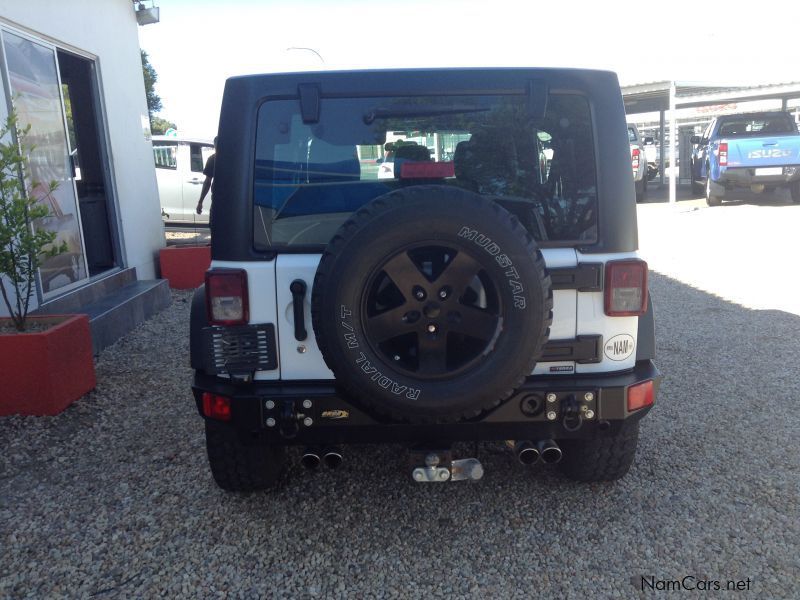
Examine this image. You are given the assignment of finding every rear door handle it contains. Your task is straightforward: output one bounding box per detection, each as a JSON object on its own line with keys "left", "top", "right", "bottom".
{"left": 290, "top": 279, "right": 308, "bottom": 341}
{"left": 187, "top": 178, "right": 203, "bottom": 184}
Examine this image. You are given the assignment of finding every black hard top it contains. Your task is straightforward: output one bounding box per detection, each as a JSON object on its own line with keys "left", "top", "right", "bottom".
{"left": 212, "top": 68, "right": 638, "bottom": 260}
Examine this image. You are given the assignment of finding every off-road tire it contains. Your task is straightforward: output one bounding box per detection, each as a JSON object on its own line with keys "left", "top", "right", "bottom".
{"left": 205, "top": 421, "right": 286, "bottom": 492}
{"left": 690, "top": 165, "right": 703, "bottom": 195}
{"left": 790, "top": 181, "right": 800, "bottom": 203}
{"left": 705, "top": 170, "right": 722, "bottom": 207}
{"left": 558, "top": 421, "right": 640, "bottom": 482}
{"left": 312, "top": 186, "right": 553, "bottom": 423}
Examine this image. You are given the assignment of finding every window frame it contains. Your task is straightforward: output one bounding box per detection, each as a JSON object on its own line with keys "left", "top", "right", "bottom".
{"left": 153, "top": 142, "right": 178, "bottom": 170}
{"left": 189, "top": 143, "right": 211, "bottom": 173}
{"left": 250, "top": 89, "right": 601, "bottom": 254}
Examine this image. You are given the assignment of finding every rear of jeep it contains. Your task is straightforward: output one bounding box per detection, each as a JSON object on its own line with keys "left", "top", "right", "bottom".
{"left": 190, "top": 68, "right": 660, "bottom": 491}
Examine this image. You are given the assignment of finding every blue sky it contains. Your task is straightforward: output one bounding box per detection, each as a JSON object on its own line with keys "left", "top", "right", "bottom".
{"left": 138, "top": 0, "right": 799, "bottom": 138}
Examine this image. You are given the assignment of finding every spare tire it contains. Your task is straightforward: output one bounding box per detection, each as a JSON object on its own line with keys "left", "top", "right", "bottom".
{"left": 312, "top": 186, "right": 552, "bottom": 423}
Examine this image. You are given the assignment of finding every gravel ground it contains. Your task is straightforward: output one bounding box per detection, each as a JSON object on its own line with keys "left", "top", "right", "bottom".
{"left": 165, "top": 227, "right": 210, "bottom": 247}
{"left": 2, "top": 231, "right": 800, "bottom": 597}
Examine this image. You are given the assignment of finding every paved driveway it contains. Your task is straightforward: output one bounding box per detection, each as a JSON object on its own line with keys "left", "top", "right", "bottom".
{"left": 638, "top": 186, "right": 800, "bottom": 315}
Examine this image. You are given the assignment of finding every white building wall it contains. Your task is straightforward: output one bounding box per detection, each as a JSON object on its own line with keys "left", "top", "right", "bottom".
{"left": 0, "top": 0, "right": 165, "bottom": 286}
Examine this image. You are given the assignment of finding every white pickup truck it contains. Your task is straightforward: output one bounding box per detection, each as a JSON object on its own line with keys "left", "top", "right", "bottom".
{"left": 152, "top": 136, "right": 214, "bottom": 224}
{"left": 627, "top": 123, "right": 647, "bottom": 202}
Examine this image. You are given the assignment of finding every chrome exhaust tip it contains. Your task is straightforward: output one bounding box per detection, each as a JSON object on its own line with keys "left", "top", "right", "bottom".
{"left": 537, "top": 439, "right": 562, "bottom": 464}
{"left": 511, "top": 441, "right": 540, "bottom": 465}
{"left": 301, "top": 450, "right": 321, "bottom": 470}
{"left": 322, "top": 448, "right": 343, "bottom": 469}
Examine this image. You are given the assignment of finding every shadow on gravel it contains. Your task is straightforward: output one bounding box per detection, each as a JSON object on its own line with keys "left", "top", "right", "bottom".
{"left": 1, "top": 276, "right": 799, "bottom": 598}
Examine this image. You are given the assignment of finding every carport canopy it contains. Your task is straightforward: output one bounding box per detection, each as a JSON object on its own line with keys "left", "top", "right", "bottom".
{"left": 622, "top": 80, "right": 800, "bottom": 203}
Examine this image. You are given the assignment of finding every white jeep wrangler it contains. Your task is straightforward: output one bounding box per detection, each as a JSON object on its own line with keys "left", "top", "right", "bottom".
{"left": 189, "top": 68, "right": 660, "bottom": 490}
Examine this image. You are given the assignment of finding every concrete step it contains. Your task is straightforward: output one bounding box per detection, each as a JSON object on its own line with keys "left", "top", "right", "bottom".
{"left": 82, "top": 280, "right": 171, "bottom": 353}
{"left": 35, "top": 271, "right": 171, "bottom": 354}
{"left": 38, "top": 268, "right": 137, "bottom": 314}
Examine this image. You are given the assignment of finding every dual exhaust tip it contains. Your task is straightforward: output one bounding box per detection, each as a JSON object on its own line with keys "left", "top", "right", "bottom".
{"left": 301, "top": 447, "right": 342, "bottom": 470}
{"left": 304, "top": 442, "right": 560, "bottom": 469}
{"left": 511, "top": 440, "right": 562, "bottom": 465}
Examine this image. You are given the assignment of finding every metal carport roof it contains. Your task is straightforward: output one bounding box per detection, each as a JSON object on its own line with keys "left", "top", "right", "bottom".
{"left": 621, "top": 81, "right": 800, "bottom": 202}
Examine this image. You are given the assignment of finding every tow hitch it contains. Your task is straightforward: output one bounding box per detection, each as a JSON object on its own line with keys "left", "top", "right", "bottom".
{"left": 411, "top": 451, "right": 484, "bottom": 482}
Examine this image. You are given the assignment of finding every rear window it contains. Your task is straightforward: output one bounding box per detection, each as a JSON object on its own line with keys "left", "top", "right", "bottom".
{"left": 717, "top": 114, "right": 798, "bottom": 137}
{"left": 253, "top": 93, "right": 597, "bottom": 249}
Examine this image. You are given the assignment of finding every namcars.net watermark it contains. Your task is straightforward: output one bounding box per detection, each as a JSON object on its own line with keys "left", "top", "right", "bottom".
{"left": 640, "top": 576, "right": 752, "bottom": 592}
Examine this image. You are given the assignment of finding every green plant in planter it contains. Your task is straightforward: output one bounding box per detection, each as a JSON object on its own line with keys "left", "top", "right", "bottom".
{"left": 0, "top": 111, "right": 66, "bottom": 332}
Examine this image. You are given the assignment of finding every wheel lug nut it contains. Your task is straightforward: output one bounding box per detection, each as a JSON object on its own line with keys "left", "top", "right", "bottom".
{"left": 413, "top": 286, "right": 426, "bottom": 301}
{"left": 427, "top": 324, "right": 437, "bottom": 333}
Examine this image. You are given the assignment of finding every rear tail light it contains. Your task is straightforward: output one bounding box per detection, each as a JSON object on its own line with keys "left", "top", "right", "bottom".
{"left": 604, "top": 260, "right": 648, "bottom": 316}
{"left": 205, "top": 269, "right": 249, "bottom": 325}
{"left": 627, "top": 380, "right": 654, "bottom": 412}
{"left": 718, "top": 142, "right": 728, "bottom": 166}
{"left": 631, "top": 148, "right": 641, "bottom": 173}
{"left": 202, "top": 393, "right": 232, "bottom": 421}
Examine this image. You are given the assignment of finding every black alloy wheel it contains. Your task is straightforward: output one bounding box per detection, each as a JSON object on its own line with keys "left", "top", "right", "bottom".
{"left": 362, "top": 243, "right": 502, "bottom": 379}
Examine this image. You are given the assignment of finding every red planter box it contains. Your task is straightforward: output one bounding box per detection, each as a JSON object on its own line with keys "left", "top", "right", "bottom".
{"left": 0, "top": 315, "right": 96, "bottom": 416}
{"left": 159, "top": 245, "right": 211, "bottom": 289}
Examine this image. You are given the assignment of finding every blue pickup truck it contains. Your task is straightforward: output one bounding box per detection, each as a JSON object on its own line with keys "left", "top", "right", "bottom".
{"left": 690, "top": 111, "right": 800, "bottom": 206}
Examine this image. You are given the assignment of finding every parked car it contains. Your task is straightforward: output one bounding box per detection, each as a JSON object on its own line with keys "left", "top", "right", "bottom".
{"left": 628, "top": 123, "right": 647, "bottom": 201}
{"left": 642, "top": 136, "right": 659, "bottom": 180}
{"left": 152, "top": 135, "right": 214, "bottom": 224}
{"left": 190, "top": 68, "right": 660, "bottom": 491}
{"left": 690, "top": 111, "right": 800, "bottom": 206}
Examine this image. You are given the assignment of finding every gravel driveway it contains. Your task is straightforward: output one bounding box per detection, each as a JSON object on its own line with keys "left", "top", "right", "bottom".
{"left": 2, "top": 210, "right": 799, "bottom": 597}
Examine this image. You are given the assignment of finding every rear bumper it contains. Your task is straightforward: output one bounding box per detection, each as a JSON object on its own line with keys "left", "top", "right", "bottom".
{"left": 192, "top": 360, "right": 661, "bottom": 445}
{"left": 717, "top": 165, "right": 800, "bottom": 187}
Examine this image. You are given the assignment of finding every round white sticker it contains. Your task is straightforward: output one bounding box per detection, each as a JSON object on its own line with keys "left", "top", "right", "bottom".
{"left": 604, "top": 334, "right": 635, "bottom": 361}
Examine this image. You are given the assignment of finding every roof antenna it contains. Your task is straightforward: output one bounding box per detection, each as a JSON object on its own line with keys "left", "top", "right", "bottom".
{"left": 286, "top": 47, "right": 325, "bottom": 64}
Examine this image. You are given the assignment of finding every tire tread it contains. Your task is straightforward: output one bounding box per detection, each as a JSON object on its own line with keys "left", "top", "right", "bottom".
{"left": 205, "top": 421, "right": 286, "bottom": 492}
{"left": 558, "top": 422, "right": 640, "bottom": 482}
{"left": 311, "top": 187, "right": 553, "bottom": 423}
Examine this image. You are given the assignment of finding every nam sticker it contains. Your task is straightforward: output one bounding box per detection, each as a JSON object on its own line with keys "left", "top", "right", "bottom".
{"left": 604, "top": 334, "right": 635, "bottom": 361}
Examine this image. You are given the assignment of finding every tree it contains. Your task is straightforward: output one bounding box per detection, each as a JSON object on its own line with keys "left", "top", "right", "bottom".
{"left": 150, "top": 116, "right": 177, "bottom": 136}
{"left": 141, "top": 49, "right": 178, "bottom": 134}
{"left": 0, "top": 111, "right": 67, "bottom": 331}
{"left": 141, "top": 50, "right": 162, "bottom": 115}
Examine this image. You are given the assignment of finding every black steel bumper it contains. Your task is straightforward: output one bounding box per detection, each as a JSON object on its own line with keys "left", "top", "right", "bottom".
{"left": 717, "top": 165, "right": 800, "bottom": 188}
{"left": 192, "top": 360, "right": 661, "bottom": 445}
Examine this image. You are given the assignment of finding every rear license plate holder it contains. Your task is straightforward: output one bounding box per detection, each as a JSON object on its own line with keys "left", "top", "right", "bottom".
{"left": 755, "top": 167, "right": 782, "bottom": 176}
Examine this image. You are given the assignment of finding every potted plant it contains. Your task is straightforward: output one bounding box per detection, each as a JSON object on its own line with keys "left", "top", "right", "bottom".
{"left": 159, "top": 243, "right": 211, "bottom": 289}
{"left": 0, "top": 111, "right": 96, "bottom": 416}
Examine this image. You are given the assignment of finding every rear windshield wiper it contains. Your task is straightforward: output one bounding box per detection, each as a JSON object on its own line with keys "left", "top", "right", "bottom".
{"left": 363, "top": 105, "right": 489, "bottom": 124}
